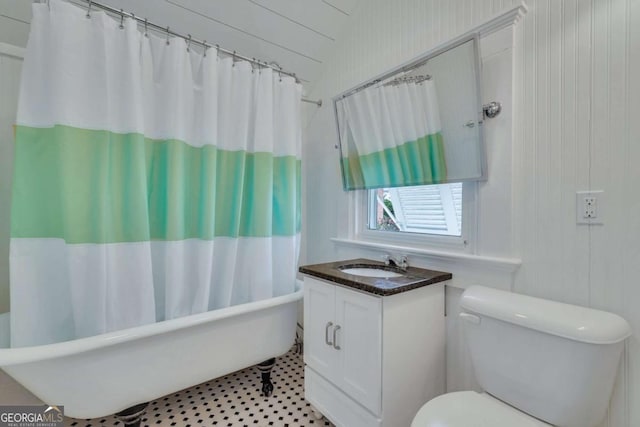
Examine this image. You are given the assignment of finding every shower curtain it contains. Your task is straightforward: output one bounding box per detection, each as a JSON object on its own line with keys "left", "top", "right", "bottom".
{"left": 10, "top": 0, "right": 301, "bottom": 347}
{"left": 339, "top": 79, "right": 446, "bottom": 190}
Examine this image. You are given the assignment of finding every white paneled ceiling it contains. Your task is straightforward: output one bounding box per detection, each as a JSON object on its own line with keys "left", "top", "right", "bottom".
{"left": 0, "top": 0, "right": 31, "bottom": 47}
{"left": 0, "top": 0, "right": 361, "bottom": 91}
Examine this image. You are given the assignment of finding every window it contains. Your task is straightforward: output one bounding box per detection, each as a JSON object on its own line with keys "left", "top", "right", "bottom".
{"left": 368, "top": 183, "right": 463, "bottom": 236}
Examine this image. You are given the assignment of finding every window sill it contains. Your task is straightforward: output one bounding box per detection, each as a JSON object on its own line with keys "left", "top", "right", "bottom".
{"left": 358, "top": 228, "right": 469, "bottom": 252}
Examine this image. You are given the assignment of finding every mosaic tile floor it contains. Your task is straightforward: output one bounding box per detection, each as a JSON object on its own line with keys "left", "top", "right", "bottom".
{"left": 66, "top": 347, "right": 333, "bottom": 427}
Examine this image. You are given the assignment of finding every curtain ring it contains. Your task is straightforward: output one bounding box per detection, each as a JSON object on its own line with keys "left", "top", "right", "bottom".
{"left": 86, "top": 0, "right": 92, "bottom": 18}
{"left": 166, "top": 26, "right": 170, "bottom": 45}
{"left": 119, "top": 9, "right": 124, "bottom": 30}
{"left": 186, "top": 34, "right": 192, "bottom": 52}
{"left": 278, "top": 66, "right": 283, "bottom": 82}
{"left": 232, "top": 50, "right": 236, "bottom": 67}
{"left": 203, "top": 41, "right": 208, "bottom": 57}
{"left": 144, "top": 18, "right": 148, "bottom": 37}
{"left": 251, "top": 58, "right": 256, "bottom": 73}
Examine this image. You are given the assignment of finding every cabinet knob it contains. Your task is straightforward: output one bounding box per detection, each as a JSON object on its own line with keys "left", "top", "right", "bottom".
{"left": 333, "top": 325, "right": 341, "bottom": 350}
{"left": 325, "top": 322, "right": 334, "bottom": 346}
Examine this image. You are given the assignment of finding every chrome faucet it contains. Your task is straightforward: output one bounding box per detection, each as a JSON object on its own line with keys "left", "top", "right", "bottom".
{"left": 382, "top": 254, "right": 408, "bottom": 270}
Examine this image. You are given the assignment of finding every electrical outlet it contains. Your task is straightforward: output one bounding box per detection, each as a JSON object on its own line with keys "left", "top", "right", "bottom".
{"left": 576, "top": 191, "right": 604, "bottom": 225}
{"left": 584, "top": 196, "right": 597, "bottom": 218}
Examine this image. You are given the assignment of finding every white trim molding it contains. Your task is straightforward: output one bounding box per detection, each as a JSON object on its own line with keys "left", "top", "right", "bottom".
{"left": 476, "top": 2, "right": 528, "bottom": 38}
{"left": 0, "top": 42, "right": 26, "bottom": 59}
{"left": 331, "top": 238, "right": 521, "bottom": 273}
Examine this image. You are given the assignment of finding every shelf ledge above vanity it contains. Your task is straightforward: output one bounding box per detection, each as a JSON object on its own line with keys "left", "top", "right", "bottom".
{"left": 331, "top": 238, "right": 522, "bottom": 273}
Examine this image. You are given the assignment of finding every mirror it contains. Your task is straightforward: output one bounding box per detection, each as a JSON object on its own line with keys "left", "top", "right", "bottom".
{"left": 334, "top": 36, "right": 486, "bottom": 190}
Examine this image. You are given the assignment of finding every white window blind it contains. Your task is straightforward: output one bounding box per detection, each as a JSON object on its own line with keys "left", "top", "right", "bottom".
{"left": 369, "top": 183, "right": 463, "bottom": 236}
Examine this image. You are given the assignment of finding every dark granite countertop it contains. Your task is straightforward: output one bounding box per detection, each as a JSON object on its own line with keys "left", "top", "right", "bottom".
{"left": 299, "top": 258, "right": 452, "bottom": 296}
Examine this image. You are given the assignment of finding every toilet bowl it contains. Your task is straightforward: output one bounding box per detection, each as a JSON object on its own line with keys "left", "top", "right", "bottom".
{"left": 412, "top": 286, "right": 631, "bottom": 427}
{"left": 411, "top": 391, "right": 551, "bottom": 427}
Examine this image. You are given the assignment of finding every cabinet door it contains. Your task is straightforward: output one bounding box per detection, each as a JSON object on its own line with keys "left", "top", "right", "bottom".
{"left": 303, "top": 278, "right": 338, "bottom": 380}
{"left": 334, "top": 286, "right": 382, "bottom": 415}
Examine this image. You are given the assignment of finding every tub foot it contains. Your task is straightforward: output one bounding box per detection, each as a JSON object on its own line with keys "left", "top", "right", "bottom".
{"left": 311, "top": 407, "right": 324, "bottom": 420}
{"left": 257, "top": 357, "right": 276, "bottom": 396}
{"left": 114, "top": 402, "right": 148, "bottom": 427}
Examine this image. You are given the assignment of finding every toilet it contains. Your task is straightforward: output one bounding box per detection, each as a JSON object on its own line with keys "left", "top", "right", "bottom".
{"left": 412, "top": 286, "right": 632, "bottom": 427}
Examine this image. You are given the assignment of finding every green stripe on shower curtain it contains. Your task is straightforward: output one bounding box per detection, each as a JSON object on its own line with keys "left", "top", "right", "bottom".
{"left": 341, "top": 132, "right": 446, "bottom": 190}
{"left": 11, "top": 125, "right": 301, "bottom": 243}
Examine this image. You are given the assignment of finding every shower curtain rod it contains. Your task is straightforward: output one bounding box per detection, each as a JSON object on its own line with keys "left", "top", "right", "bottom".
{"left": 56, "top": 0, "right": 322, "bottom": 107}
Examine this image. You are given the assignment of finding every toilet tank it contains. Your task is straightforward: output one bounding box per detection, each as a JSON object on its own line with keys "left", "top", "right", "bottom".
{"left": 460, "top": 286, "right": 631, "bottom": 427}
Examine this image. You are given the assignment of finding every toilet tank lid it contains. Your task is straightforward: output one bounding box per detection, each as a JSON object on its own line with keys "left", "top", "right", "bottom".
{"left": 460, "top": 286, "right": 632, "bottom": 344}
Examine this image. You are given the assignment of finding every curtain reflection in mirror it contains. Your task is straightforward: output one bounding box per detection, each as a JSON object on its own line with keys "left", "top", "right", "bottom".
{"left": 338, "top": 77, "right": 446, "bottom": 190}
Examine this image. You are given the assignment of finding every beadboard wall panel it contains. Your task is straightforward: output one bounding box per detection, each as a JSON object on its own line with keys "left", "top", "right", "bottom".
{"left": 511, "top": 4, "right": 636, "bottom": 426}
{"left": 588, "top": 0, "right": 639, "bottom": 424}
{"left": 512, "top": 0, "right": 592, "bottom": 306}
{"left": 625, "top": 3, "right": 640, "bottom": 424}
{"left": 305, "top": 0, "right": 639, "bottom": 426}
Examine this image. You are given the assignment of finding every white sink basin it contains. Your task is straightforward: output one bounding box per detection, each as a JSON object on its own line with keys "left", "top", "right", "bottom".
{"left": 340, "top": 267, "right": 404, "bottom": 278}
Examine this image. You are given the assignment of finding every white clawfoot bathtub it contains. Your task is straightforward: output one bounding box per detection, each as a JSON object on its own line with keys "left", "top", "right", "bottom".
{"left": 0, "top": 281, "right": 303, "bottom": 419}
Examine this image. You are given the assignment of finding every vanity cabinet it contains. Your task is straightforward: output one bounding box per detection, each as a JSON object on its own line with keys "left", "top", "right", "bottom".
{"left": 303, "top": 276, "right": 445, "bottom": 427}
{"left": 305, "top": 278, "right": 382, "bottom": 414}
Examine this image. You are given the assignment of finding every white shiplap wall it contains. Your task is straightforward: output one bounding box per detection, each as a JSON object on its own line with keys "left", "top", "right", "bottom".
{"left": 304, "top": 1, "right": 640, "bottom": 426}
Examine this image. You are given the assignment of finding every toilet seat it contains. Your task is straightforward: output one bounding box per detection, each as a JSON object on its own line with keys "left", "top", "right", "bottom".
{"left": 411, "top": 391, "right": 552, "bottom": 427}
